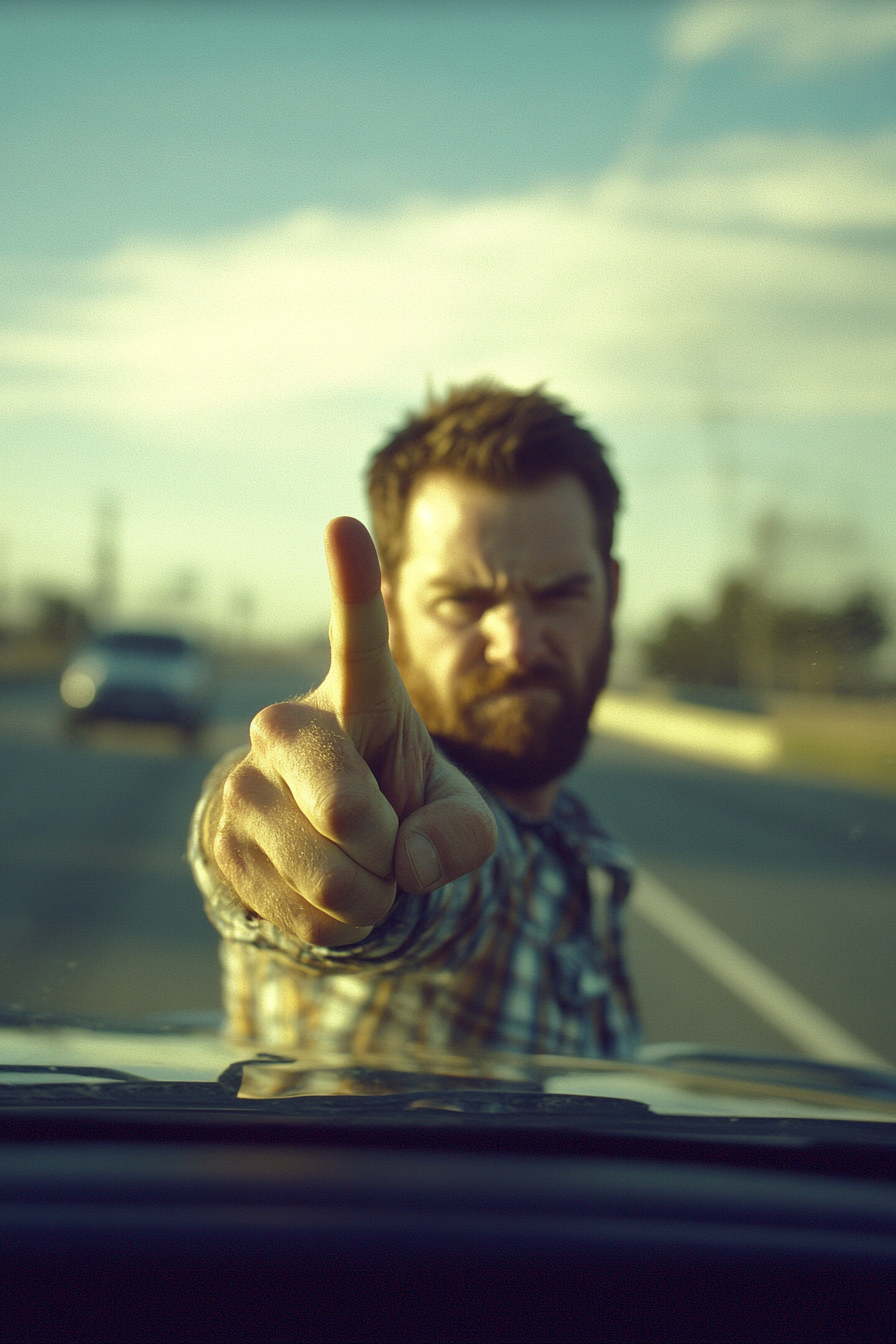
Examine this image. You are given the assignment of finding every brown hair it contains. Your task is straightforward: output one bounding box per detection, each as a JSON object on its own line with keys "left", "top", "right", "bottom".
{"left": 366, "top": 380, "right": 621, "bottom": 577}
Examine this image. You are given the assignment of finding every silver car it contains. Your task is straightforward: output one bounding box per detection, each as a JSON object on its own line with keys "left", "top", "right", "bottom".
{"left": 60, "top": 630, "right": 212, "bottom": 744}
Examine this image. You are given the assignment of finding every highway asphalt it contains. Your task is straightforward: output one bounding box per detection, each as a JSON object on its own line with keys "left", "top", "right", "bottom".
{"left": 570, "top": 738, "right": 895, "bottom": 1065}
{"left": 1, "top": 672, "right": 893, "bottom": 1066}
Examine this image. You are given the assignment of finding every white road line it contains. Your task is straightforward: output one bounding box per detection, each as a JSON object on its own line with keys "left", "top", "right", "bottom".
{"left": 631, "top": 869, "right": 891, "bottom": 1070}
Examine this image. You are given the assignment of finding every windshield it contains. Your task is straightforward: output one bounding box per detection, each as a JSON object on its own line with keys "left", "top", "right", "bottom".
{"left": 0, "top": 0, "right": 894, "bottom": 1121}
{"left": 90, "top": 633, "right": 193, "bottom": 658}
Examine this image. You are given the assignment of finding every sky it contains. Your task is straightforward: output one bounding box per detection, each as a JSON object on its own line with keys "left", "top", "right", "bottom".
{"left": 2, "top": 0, "right": 895, "bottom": 648}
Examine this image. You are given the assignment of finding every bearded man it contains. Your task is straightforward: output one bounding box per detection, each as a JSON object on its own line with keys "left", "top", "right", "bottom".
{"left": 189, "top": 382, "right": 641, "bottom": 1058}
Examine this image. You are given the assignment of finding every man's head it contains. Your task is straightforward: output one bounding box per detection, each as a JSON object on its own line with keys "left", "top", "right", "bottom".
{"left": 366, "top": 382, "right": 621, "bottom": 796}
{"left": 368, "top": 381, "right": 620, "bottom": 578}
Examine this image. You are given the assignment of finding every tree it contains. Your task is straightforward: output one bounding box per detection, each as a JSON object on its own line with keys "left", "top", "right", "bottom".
{"left": 644, "top": 582, "right": 889, "bottom": 694}
{"left": 32, "top": 594, "right": 91, "bottom": 648}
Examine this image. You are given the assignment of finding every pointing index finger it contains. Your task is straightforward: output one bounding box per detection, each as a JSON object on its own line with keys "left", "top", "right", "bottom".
{"left": 323, "top": 516, "right": 397, "bottom": 722}
{"left": 325, "top": 516, "right": 383, "bottom": 608}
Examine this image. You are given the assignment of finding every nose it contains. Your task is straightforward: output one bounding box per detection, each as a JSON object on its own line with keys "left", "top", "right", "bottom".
{"left": 480, "top": 599, "right": 546, "bottom": 670}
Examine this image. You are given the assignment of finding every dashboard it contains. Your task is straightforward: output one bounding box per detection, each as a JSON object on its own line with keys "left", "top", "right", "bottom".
{"left": 2, "top": 1100, "right": 893, "bottom": 1343}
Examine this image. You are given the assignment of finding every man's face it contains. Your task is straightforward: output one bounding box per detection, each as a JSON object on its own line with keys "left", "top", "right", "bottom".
{"left": 383, "top": 472, "right": 618, "bottom": 791}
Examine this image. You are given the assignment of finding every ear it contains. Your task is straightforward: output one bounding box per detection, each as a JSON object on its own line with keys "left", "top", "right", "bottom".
{"left": 606, "top": 558, "right": 621, "bottom": 617}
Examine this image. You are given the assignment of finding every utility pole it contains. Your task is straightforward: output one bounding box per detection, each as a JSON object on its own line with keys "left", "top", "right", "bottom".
{"left": 93, "top": 496, "right": 120, "bottom": 627}
{"left": 0, "top": 535, "right": 9, "bottom": 633}
{"left": 231, "top": 588, "right": 257, "bottom": 650}
{"left": 738, "top": 512, "right": 782, "bottom": 696}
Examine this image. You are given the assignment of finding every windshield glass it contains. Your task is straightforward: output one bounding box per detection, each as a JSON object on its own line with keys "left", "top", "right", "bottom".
{"left": 91, "top": 633, "right": 192, "bottom": 658}
{"left": 0, "top": 0, "right": 894, "bottom": 1116}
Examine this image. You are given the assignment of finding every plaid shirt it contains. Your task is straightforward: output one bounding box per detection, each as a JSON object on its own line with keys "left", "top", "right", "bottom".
{"left": 189, "top": 754, "right": 641, "bottom": 1060}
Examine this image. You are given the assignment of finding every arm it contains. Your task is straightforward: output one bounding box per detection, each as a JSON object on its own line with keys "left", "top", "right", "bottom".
{"left": 190, "top": 517, "right": 497, "bottom": 952}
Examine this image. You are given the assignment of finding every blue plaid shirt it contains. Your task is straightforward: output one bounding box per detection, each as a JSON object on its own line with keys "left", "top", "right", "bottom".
{"left": 190, "top": 762, "right": 641, "bottom": 1060}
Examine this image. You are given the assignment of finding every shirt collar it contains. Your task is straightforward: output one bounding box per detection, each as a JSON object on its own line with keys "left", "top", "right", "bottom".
{"left": 484, "top": 783, "right": 634, "bottom": 874}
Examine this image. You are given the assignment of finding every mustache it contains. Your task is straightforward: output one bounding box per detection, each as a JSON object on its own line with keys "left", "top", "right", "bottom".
{"left": 454, "top": 662, "right": 568, "bottom": 706}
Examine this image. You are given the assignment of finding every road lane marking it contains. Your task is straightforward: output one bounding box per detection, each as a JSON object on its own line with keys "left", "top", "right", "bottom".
{"left": 631, "top": 868, "right": 891, "bottom": 1069}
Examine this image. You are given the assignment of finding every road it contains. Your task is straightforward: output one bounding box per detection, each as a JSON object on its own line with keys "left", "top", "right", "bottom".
{"left": 0, "top": 668, "right": 313, "bottom": 1026}
{"left": 570, "top": 738, "right": 895, "bottom": 1065}
{"left": 1, "top": 671, "right": 894, "bottom": 1066}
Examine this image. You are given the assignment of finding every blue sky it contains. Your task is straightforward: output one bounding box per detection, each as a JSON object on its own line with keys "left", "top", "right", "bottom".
{"left": 2, "top": 0, "right": 895, "bottom": 648}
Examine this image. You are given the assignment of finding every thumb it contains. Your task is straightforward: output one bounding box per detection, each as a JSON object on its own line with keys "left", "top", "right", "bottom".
{"left": 322, "top": 516, "right": 406, "bottom": 744}
{"left": 394, "top": 754, "right": 499, "bottom": 894}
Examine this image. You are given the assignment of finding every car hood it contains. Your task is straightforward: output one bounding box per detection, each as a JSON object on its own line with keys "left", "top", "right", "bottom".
{"left": 1, "top": 1017, "right": 894, "bottom": 1127}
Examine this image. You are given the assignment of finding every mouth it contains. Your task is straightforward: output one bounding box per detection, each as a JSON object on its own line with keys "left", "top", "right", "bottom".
{"left": 498, "top": 684, "right": 560, "bottom": 697}
{"left": 475, "top": 685, "right": 563, "bottom": 708}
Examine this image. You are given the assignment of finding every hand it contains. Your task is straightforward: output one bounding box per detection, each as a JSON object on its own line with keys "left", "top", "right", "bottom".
{"left": 207, "top": 517, "right": 498, "bottom": 947}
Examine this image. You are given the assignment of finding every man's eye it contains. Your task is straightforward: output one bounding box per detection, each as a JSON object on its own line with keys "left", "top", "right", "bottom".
{"left": 540, "top": 585, "right": 591, "bottom": 604}
{"left": 435, "top": 596, "right": 487, "bottom": 621}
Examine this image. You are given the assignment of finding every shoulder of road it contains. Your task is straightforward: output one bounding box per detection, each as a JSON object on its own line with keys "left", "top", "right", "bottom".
{"left": 592, "top": 690, "right": 896, "bottom": 795}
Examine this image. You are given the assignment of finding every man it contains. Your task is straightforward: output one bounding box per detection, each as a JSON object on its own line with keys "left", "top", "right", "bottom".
{"left": 189, "top": 381, "right": 640, "bottom": 1058}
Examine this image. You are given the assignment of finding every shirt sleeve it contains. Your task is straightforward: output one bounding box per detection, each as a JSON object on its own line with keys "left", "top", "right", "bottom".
{"left": 188, "top": 749, "right": 514, "bottom": 977}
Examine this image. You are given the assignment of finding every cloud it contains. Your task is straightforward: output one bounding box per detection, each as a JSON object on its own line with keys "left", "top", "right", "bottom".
{"left": 1, "top": 131, "right": 895, "bottom": 437}
{"left": 666, "top": 0, "right": 896, "bottom": 70}
{"left": 629, "top": 132, "right": 896, "bottom": 230}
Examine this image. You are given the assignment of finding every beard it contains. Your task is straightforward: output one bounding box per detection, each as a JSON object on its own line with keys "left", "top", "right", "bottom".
{"left": 391, "top": 620, "right": 613, "bottom": 791}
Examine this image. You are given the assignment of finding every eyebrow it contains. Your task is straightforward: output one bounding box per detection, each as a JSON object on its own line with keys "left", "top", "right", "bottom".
{"left": 427, "top": 570, "right": 598, "bottom": 599}
{"left": 533, "top": 571, "right": 597, "bottom": 593}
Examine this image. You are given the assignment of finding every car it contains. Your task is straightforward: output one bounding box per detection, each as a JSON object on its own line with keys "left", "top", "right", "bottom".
{"left": 60, "top": 630, "right": 212, "bottom": 745}
{"left": 0, "top": 1021, "right": 893, "bottom": 1343}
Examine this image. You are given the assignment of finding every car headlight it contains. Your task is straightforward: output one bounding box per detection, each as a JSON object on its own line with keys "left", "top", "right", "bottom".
{"left": 60, "top": 667, "right": 100, "bottom": 708}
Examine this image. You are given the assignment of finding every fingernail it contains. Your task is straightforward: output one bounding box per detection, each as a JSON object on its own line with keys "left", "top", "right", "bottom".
{"left": 405, "top": 833, "right": 442, "bottom": 890}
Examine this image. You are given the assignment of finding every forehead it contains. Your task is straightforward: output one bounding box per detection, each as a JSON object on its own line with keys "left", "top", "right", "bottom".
{"left": 398, "top": 472, "right": 601, "bottom": 586}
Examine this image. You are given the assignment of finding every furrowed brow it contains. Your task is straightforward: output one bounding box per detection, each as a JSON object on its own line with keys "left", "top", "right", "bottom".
{"left": 427, "top": 578, "right": 499, "bottom": 600}
{"left": 533, "top": 570, "right": 597, "bottom": 596}
{"left": 429, "top": 575, "right": 505, "bottom": 596}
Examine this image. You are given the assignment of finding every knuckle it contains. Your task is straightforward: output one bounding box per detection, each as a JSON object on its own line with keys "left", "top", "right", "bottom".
{"left": 312, "top": 855, "right": 392, "bottom": 925}
{"left": 311, "top": 851, "right": 362, "bottom": 913}
{"left": 312, "top": 776, "right": 371, "bottom": 839}
{"left": 221, "top": 761, "right": 261, "bottom": 812}
{"left": 290, "top": 907, "right": 334, "bottom": 947}
{"left": 293, "top": 909, "right": 362, "bottom": 949}
{"left": 212, "top": 827, "right": 248, "bottom": 885}
{"left": 248, "top": 700, "right": 302, "bottom": 752}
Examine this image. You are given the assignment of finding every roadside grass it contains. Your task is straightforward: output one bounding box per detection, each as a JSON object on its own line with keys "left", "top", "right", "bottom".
{"left": 0, "top": 640, "right": 67, "bottom": 683}
{"left": 773, "top": 695, "right": 896, "bottom": 795}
